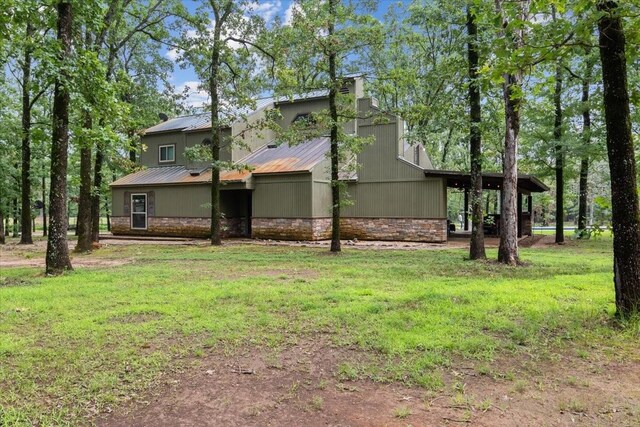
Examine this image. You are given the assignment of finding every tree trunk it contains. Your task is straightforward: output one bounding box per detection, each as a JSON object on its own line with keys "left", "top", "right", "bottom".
{"left": 20, "top": 22, "right": 34, "bottom": 245}
{"left": 209, "top": 29, "right": 222, "bottom": 246}
{"left": 75, "top": 113, "right": 93, "bottom": 252}
{"left": 597, "top": 1, "right": 640, "bottom": 316}
{"left": 328, "top": 0, "right": 341, "bottom": 253}
{"left": 577, "top": 55, "right": 594, "bottom": 235}
{"left": 554, "top": 60, "right": 564, "bottom": 244}
{"left": 467, "top": 6, "right": 486, "bottom": 260}
{"left": 45, "top": 0, "right": 73, "bottom": 275}
{"left": 497, "top": 73, "right": 520, "bottom": 265}
{"left": 12, "top": 196, "right": 19, "bottom": 237}
{"left": 91, "top": 144, "right": 103, "bottom": 242}
{"left": 42, "top": 172, "right": 47, "bottom": 236}
{"left": 0, "top": 207, "right": 4, "bottom": 244}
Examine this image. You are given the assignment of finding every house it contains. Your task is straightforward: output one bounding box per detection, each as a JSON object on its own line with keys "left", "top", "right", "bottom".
{"left": 110, "top": 77, "right": 548, "bottom": 242}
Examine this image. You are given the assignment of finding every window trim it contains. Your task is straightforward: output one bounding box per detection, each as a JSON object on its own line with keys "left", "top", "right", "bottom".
{"left": 158, "top": 144, "right": 176, "bottom": 163}
{"left": 130, "top": 193, "right": 147, "bottom": 230}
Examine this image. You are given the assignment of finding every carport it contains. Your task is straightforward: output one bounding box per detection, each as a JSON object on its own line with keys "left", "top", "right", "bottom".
{"left": 423, "top": 170, "right": 550, "bottom": 238}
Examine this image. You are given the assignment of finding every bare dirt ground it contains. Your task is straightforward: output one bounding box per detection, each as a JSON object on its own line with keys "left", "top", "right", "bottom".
{"left": 0, "top": 240, "right": 132, "bottom": 269}
{"left": 99, "top": 339, "right": 640, "bottom": 427}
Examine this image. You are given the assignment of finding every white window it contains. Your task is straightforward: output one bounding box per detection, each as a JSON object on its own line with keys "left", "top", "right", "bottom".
{"left": 159, "top": 144, "right": 175, "bottom": 163}
{"left": 131, "top": 194, "right": 147, "bottom": 230}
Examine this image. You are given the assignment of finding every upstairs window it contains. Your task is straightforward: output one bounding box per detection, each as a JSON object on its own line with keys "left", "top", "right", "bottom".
{"left": 159, "top": 144, "right": 175, "bottom": 163}
{"left": 292, "top": 112, "right": 316, "bottom": 126}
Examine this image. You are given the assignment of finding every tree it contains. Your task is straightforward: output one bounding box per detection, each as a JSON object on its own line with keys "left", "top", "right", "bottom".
{"left": 494, "top": 0, "right": 531, "bottom": 265}
{"left": 276, "top": 0, "right": 382, "bottom": 252}
{"left": 596, "top": 0, "right": 640, "bottom": 315}
{"left": 553, "top": 58, "right": 565, "bottom": 244}
{"left": 467, "top": 4, "right": 485, "bottom": 260}
{"left": 177, "top": 0, "right": 270, "bottom": 246}
{"left": 45, "top": 0, "right": 73, "bottom": 275}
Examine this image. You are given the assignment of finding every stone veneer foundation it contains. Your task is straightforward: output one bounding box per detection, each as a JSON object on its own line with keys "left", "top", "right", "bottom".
{"left": 111, "top": 216, "right": 247, "bottom": 238}
{"left": 341, "top": 217, "right": 447, "bottom": 243}
{"left": 251, "top": 218, "right": 332, "bottom": 241}
{"left": 252, "top": 217, "right": 446, "bottom": 242}
{"left": 112, "top": 216, "right": 447, "bottom": 242}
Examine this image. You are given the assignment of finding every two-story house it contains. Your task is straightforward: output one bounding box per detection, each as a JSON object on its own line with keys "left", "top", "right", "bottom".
{"left": 110, "top": 77, "right": 547, "bottom": 242}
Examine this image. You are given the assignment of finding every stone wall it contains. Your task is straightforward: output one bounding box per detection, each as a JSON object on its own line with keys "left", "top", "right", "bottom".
{"left": 111, "top": 216, "right": 447, "bottom": 242}
{"left": 341, "top": 217, "right": 447, "bottom": 243}
{"left": 111, "top": 216, "right": 247, "bottom": 238}
{"left": 251, "top": 217, "right": 446, "bottom": 242}
{"left": 251, "top": 217, "right": 332, "bottom": 241}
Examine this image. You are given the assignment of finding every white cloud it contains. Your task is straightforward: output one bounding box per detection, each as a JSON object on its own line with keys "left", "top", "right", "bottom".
{"left": 245, "top": 1, "right": 282, "bottom": 23}
{"left": 175, "top": 80, "right": 209, "bottom": 109}
{"left": 166, "top": 48, "right": 183, "bottom": 62}
{"left": 284, "top": 2, "right": 302, "bottom": 25}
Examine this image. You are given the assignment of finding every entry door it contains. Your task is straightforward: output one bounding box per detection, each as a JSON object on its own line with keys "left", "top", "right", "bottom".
{"left": 131, "top": 194, "right": 147, "bottom": 230}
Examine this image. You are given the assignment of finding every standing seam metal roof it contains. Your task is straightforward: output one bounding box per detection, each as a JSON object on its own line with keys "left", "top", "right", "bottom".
{"left": 110, "top": 137, "right": 331, "bottom": 187}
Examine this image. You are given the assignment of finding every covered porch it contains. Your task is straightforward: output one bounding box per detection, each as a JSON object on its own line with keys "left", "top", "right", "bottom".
{"left": 424, "top": 170, "right": 549, "bottom": 239}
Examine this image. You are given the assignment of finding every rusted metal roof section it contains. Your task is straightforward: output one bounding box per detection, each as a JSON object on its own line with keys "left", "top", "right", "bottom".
{"left": 239, "top": 137, "right": 330, "bottom": 175}
{"left": 111, "top": 137, "right": 331, "bottom": 188}
{"left": 110, "top": 166, "right": 213, "bottom": 187}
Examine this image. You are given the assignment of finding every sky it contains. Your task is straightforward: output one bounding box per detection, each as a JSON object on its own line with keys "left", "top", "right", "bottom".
{"left": 166, "top": 0, "right": 404, "bottom": 109}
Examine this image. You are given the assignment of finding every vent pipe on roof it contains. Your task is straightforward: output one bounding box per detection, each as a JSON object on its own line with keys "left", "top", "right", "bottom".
{"left": 158, "top": 112, "right": 169, "bottom": 122}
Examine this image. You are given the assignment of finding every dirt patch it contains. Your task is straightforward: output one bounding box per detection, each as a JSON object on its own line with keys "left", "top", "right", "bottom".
{"left": 99, "top": 341, "right": 640, "bottom": 427}
{"left": 0, "top": 241, "right": 133, "bottom": 269}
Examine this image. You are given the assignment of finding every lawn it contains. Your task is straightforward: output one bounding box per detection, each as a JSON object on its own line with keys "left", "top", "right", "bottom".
{"left": 1, "top": 237, "right": 638, "bottom": 425}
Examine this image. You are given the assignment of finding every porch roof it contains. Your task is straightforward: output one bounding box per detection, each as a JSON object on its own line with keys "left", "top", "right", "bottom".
{"left": 423, "top": 169, "right": 549, "bottom": 194}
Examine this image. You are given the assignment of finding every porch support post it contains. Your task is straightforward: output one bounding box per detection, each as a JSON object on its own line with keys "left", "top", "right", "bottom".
{"left": 528, "top": 194, "right": 533, "bottom": 213}
{"left": 517, "top": 192, "right": 523, "bottom": 238}
{"left": 464, "top": 188, "right": 470, "bottom": 231}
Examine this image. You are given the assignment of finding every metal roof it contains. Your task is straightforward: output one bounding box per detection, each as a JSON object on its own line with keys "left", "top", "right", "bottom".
{"left": 144, "top": 91, "right": 334, "bottom": 135}
{"left": 111, "top": 137, "right": 331, "bottom": 188}
{"left": 423, "top": 169, "right": 549, "bottom": 193}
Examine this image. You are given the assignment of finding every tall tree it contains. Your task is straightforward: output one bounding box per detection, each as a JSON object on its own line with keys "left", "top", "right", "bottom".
{"left": 467, "top": 4, "right": 485, "bottom": 260}
{"left": 45, "top": 0, "right": 73, "bottom": 274}
{"left": 596, "top": 0, "right": 640, "bottom": 315}
{"left": 19, "top": 21, "right": 35, "bottom": 244}
{"left": 553, "top": 59, "right": 564, "bottom": 244}
{"left": 494, "top": 0, "right": 531, "bottom": 265}
{"left": 576, "top": 51, "right": 596, "bottom": 236}
{"left": 276, "top": 0, "right": 382, "bottom": 253}
{"left": 178, "top": 0, "right": 270, "bottom": 246}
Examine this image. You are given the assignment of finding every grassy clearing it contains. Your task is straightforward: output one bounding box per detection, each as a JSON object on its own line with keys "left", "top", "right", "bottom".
{"left": 0, "top": 237, "right": 637, "bottom": 424}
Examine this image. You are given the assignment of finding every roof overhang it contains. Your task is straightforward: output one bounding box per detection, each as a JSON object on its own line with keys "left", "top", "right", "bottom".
{"left": 423, "top": 169, "right": 549, "bottom": 194}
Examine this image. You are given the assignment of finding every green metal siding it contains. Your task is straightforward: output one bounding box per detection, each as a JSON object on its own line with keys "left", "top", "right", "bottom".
{"left": 140, "top": 133, "right": 187, "bottom": 167}
{"left": 252, "top": 174, "right": 313, "bottom": 218}
{"left": 112, "top": 185, "right": 246, "bottom": 218}
{"left": 342, "top": 179, "right": 445, "bottom": 218}
{"left": 277, "top": 98, "right": 356, "bottom": 135}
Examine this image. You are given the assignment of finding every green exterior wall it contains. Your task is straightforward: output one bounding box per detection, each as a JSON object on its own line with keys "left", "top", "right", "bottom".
{"left": 251, "top": 173, "right": 313, "bottom": 218}
{"left": 140, "top": 129, "right": 232, "bottom": 169}
{"left": 111, "top": 185, "right": 247, "bottom": 218}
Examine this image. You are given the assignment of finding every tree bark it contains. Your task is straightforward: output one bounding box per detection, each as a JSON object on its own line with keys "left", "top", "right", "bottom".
{"left": 91, "top": 144, "right": 103, "bottom": 242}
{"left": 597, "top": 1, "right": 640, "bottom": 315}
{"left": 328, "top": 0, "right": 341, "bottom": 253}
{"left": 0, "top": 206, "right": 4, "bottom": 244}
{"left": 45, "top": 0, "right": 73, "bottom": 275}
{"left": 577, "top": 54, "right": 594, "bottom": 235}
{"left": 209, "top": 20, "right": 223, "bottom": 246}
{"left": 497, "top": 73, "right": 520, "bottom": 265}
{"left": 75, "top": 113, "right": 94, "bottom": 252}
{"left": 496, "top": 0, "right": 529, "bottom": 265}
{"left": 20, "top": 22, "right": 34, "bottom": 244}
{"left": 467, "top": 6, "right": 485, "bottom": 260}
{"left": 553, "top": 60, "right": 564, "bottom": 244}
{"left": 12, "top": 196, "right": 19, "bottom": 237}
{"left": 42, "top": 172, "right": 47, "bottom": 236}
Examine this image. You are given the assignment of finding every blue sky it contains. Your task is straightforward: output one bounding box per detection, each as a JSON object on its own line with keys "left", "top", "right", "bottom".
{"left": 166, "top": 0, "right": 404, "bottom": 108}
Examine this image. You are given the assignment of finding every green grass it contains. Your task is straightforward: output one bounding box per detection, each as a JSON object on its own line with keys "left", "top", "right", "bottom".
{"left": 0, "top": 237, "right": 637, "bottom": 425}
